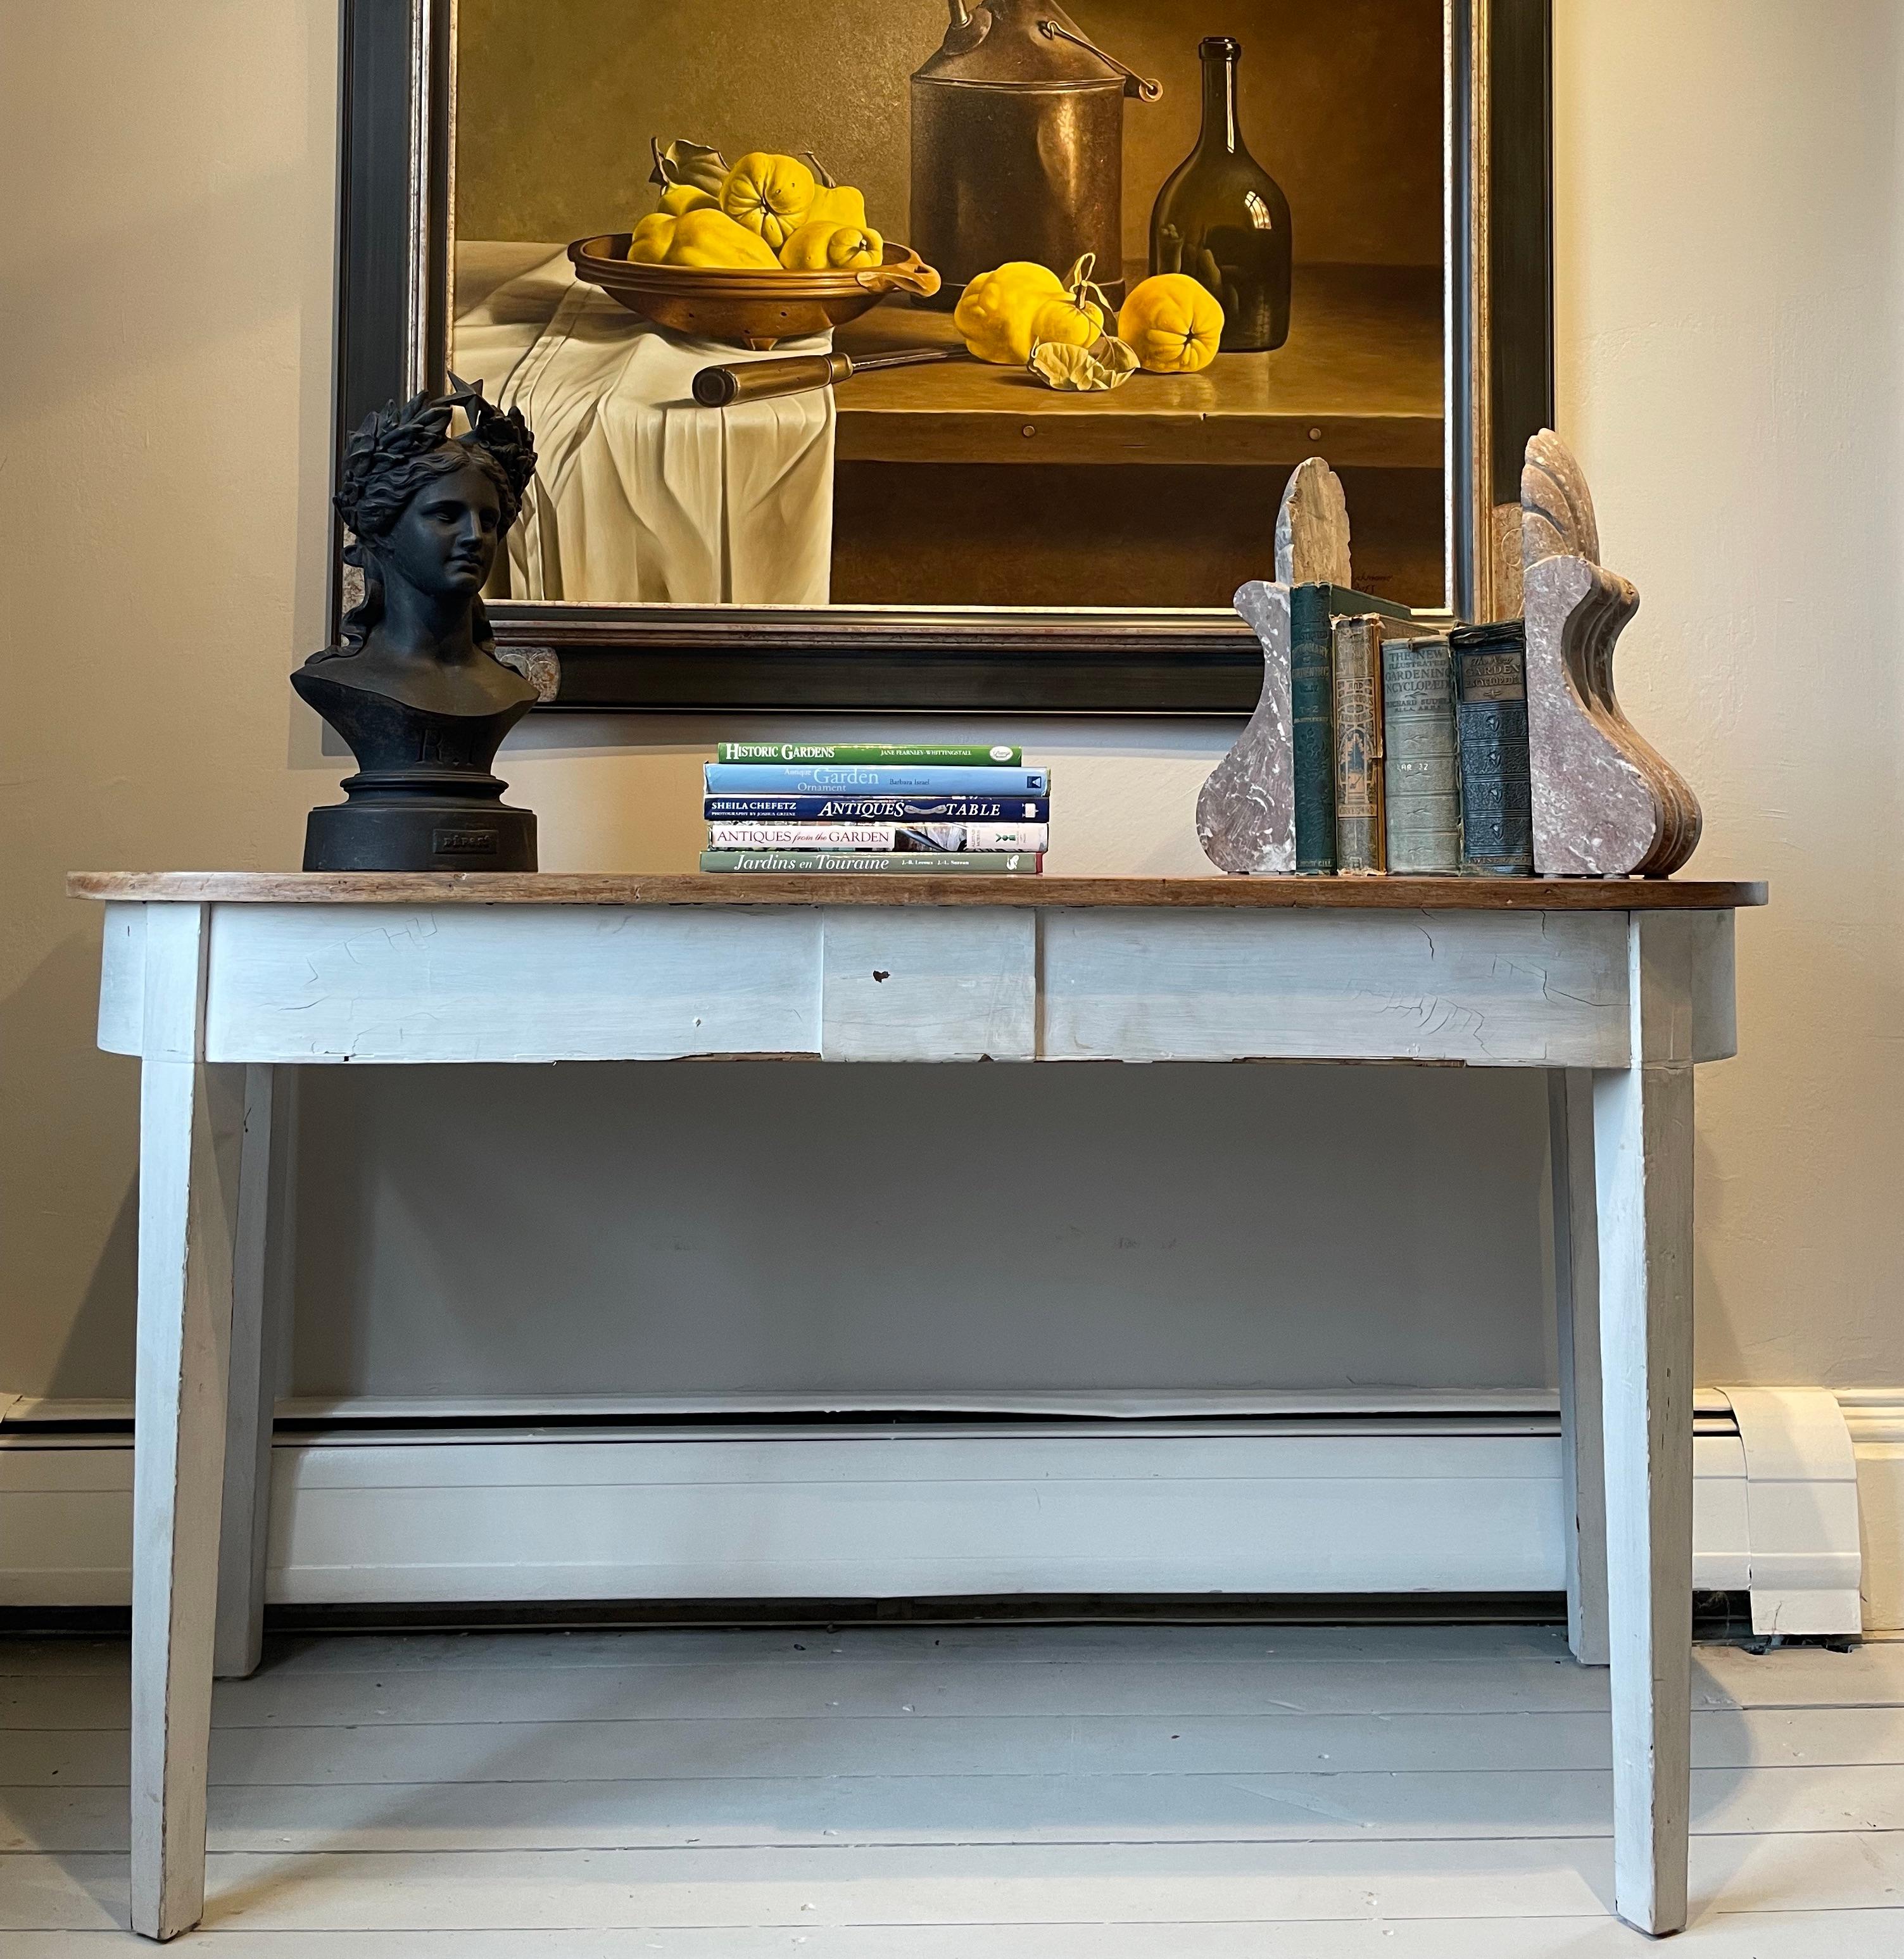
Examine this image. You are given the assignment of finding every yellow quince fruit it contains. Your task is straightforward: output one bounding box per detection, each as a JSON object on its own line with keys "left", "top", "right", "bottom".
{"left": 719, "top": 151, "right": 817, "bottom": 252}
{"left": 626, "top": 213, "right": 678, "bottom": 263}
{"left": 665, "top": 208, "right": 783, "bottom": 269}
{"left": 779, "top": 220, "right": 884, "bottom": 272}
{"left": 1118, "top": 273, "right": 1225, "bottom": 374}
{"left": 1026, "top": 253, "right": 1110, "bottom": 354}
{"left": 659, "top": 183, "right": 717, "bottom": 217}
{"left": 953, "top": 260, "right": 1066, "bottom": 365}
{"left": 807, "top": 182, "right": 868, "bottom": 230}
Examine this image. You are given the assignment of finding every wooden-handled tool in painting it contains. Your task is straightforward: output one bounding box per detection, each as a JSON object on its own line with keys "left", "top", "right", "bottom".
{"left": 693, "top": 346, "right": 965, "bottom": 406}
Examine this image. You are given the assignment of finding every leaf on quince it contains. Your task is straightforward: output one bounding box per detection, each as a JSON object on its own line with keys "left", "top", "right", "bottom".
{"left": 649, "top": 136, "right": 729, "bottom": 197}
{"left": 1028, "top": 334, "right": 1139, "bottom": 393}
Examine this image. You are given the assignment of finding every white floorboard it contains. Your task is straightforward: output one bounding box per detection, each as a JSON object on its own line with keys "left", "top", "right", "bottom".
{"left": 3, "top": 1625, "right": 1901, "bottom": 1947}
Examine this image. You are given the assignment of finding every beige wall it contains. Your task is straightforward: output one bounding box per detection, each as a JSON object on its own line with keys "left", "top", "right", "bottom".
{"left": 3, "top": 1, "right": 1901, "bottom": 1401}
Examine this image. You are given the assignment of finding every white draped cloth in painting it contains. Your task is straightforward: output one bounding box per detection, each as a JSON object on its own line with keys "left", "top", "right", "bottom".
{"left": 451, "top": 243, "right": 835, "bottom": 606}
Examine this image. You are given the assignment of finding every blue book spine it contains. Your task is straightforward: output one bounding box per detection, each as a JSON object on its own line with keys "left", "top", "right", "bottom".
{"left": 706, "top": 795, "right": 1051, "bottom": 822}
{"left": 1452, "top": 622, "right": 1534, "bottom": 876}
{"left": 705, "top": 764, "right": 1050, "bottom": 797}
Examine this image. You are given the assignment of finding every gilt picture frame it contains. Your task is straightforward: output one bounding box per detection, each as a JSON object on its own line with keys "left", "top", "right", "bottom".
{"left": 336, "top": 0, "right": 1553, "bottom": 714}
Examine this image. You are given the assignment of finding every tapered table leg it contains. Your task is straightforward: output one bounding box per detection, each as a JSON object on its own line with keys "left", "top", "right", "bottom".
{"left": 1594, "top": 915, "right": 1698, "bottom": 1937}
{"left": 131, "top": 905, "right": 246, "bottom": 1941}
{"left": 1549, "top": 1067, "right": 1609, "bottom": 1665}
{"left": 213, "top": 1065, "right": 290, "bottom": 1680}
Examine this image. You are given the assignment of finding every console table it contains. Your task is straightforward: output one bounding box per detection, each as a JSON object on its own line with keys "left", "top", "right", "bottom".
{"left": 72, "top": 871, "right": 1766, "bottom": 1941}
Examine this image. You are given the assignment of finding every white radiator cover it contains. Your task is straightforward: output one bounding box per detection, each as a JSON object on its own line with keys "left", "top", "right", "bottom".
{"left": 6, "top": 1388, "right": 1863, "bottom": 1616}
{"left": 0, "top": 1387, "right": 1880, "bottom": 1630}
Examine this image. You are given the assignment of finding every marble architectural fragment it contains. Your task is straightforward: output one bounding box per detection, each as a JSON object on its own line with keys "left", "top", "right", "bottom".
{"left": 1521, "top": 430, "right": 1701, "bottom": 877}
{"left": 1197, "top": 460, "right": 1352, "bottom": 874}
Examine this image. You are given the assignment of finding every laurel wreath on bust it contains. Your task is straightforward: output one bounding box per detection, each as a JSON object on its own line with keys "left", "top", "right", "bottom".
{"left": 333, "top": 374, "right": 538, "bottom": 545}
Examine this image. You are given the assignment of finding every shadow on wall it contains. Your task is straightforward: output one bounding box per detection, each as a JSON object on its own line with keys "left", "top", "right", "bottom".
{"left": 1, "top": 931, "right": 143, "bottom": 1399}
{"left": 291, "top": 1059, "right": 1555, "bottom": 1399}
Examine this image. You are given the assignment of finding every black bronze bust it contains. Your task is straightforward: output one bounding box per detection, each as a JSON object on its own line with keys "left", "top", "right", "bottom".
{"left": 295, "top": 379, "right": 541, "bottom": 871}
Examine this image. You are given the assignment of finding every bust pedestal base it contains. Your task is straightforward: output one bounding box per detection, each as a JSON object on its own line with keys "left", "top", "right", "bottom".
{"left": 303, "top": 780, "right": 536, "bottom": 872}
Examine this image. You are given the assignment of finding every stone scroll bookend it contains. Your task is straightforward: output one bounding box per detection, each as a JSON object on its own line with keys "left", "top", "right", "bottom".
{"left": 1522, "top": 430, "right": 1702, "bottom": 877}
{"left": 1196, "top": 580, "right": 1295, "bottom": 873}
{"left": 1198, "top": 459, "right": 1351, "bottom": 874}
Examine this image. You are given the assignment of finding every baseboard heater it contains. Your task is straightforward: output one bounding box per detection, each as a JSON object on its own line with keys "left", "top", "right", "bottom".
{"left": 0, "top": 1389, "right": 1857, "bottom": 1632}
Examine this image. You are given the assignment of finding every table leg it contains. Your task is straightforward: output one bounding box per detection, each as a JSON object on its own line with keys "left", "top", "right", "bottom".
{"left": 132, "top": 905, "right": 246, "bottom": 1941}
{"left": 1549, "top": 1068, "right": 1609, "bottom": 1665}
{"left": 214, "top": 1065, "right": 289, "bottom": 1680}
{"left": 1594, "top": 915, "right": 1698, "bottom": 1937}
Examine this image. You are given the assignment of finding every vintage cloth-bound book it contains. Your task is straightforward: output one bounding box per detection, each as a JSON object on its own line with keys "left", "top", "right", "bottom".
{"left": 1381, "top": 635, "right": 1461, "bottom": 874}
{"left": 1290, "top": 584, "right": 1411, "bottom": 874}
{"left": 1453, "top": 621, "right": 1535, "bottom": 876}
{"left": 1290, "top": 583, "right": 1339, "bottom": 875}
{"left": 1332, "top": 615, "right": 1387, "bottom": 874}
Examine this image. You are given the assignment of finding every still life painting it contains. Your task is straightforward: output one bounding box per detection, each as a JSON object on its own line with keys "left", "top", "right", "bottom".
{"left": 447, "top": 0, "right": 1452, "bottom": 625}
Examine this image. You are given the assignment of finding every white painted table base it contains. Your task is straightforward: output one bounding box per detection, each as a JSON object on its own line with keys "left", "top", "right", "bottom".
{"left": 81, "top": 883, "right": 1753, "bottom": 1941}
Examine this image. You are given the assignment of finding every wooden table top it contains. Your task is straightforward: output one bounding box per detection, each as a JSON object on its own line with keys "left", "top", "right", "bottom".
{"left": 69, "top": 872, "right": 1768, "bottom": 911}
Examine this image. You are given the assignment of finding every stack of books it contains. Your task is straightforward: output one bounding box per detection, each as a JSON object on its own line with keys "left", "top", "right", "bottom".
{"left": 700, "top": 743, "right": 1049, "bottom": 876}
{"left": 1290, "top": 585, "right": 1534, "bottom": 879}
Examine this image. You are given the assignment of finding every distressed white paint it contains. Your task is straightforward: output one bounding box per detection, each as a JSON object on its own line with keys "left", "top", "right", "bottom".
{"left": 204, "top": 905, "right": 825, "bottom": 1062}
{"left": 819, "top": 909, "right": 1035, "bottom": 1062}
{"left": 212, "top": 1067, "right": 289, "bottom": 1681}
{"left": 1549, "top": 1069, "right": 1609, "bottom": 1664}
{"left": 100, "top": 894, "right": 1742, "bottom": 1940}
{"left": 1041, "top": 908, "right": 1631, "bottom": 1066}
{"left": 129, "top": 906, "right": 246, "bottom": 1941}
{"left": 97, "top": 902, "right": 148, "bottom": 1057}
{"left": 1593, "top": 914, "right": 1698, "bottom": 1936}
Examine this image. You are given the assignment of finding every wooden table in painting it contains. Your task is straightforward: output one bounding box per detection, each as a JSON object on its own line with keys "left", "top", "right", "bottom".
{"left": 70, "top": 870, "right": 1767, "bottom": 1941}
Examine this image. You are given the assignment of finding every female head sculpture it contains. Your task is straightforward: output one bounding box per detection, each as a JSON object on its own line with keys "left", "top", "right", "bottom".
{"left": 293, "top": 379, "right": 545, "bottom": 872}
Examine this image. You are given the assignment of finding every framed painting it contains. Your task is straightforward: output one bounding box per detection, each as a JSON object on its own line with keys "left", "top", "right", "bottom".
{"left": 337, "top": 0, "right": 1552, "bottom": 712}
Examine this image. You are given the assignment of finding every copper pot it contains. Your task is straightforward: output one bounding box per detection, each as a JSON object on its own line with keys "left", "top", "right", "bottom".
{"left": 910, "top": 2, "right": 1160, "bottom": 309}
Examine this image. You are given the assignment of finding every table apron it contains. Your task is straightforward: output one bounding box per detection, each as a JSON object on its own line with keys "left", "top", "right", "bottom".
{"left": 98, "top": 901, "right": 1737, "bottom": 1069}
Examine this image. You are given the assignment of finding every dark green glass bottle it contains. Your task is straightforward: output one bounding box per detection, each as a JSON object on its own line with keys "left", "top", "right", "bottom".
{"left": 1147, "top": 37, "right": 1292, "bottom": 352}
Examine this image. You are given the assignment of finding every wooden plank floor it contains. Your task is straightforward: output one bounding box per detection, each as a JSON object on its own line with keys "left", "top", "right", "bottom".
{"left": 3, "top": 1623, "right": 1902, "bottom": 1952}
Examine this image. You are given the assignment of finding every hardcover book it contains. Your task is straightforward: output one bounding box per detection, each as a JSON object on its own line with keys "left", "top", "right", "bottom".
{"left": 706, "top": 824, "right": 1049, "bottom": 852}
{"left": 1381, "top": 635, "right": 1461, "bottom": 874}
{"left": 1290, "top": 582, "right": 1337, "bottom": 876}
{"left": 715, "top": 742, "right": 1023, "bottom": 765}
{"left": 700, "top": 851, "right": 1044, "bottom": 875}
{"left": 1332, "top": 615, "right": 1387, "bottom": 874}
{"left": 1453, "top": 621, "right": 1535, "bottom": 876}
{"left": 705, "top": 796, "right": 1050, "bottom": 822}
{"left": 704, "top": 764, "right": 1050, "bottom": 797}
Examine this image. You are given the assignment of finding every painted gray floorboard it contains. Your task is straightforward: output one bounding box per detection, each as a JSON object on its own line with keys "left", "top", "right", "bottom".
{"left": 0, "top": 1623, "right": 1599, "bottom": 1676}
{"left": 4, "top": 1629, "right": 1902, "bottom": 1944}
{"left": 6, "top": 1763, "right": 1904, "bottom": 1853}
{"left": 9, "top": 1833, "right": 1904, "bottom": 1932}
{"left": 1, "top": 1918, "right": 1903, "bottom": 1957}
{"left": 8, "top": 1704, "right": 1903, "bottom": 1787}
{"left": 6, "top": 1649, "right": 1894, "bottom": 1732}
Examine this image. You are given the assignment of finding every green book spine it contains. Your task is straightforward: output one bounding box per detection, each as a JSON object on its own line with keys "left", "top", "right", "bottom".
{"left": 715, "top": 742, "right": 1023, "bottom": 765}
{"left": 1289, "top": 584, "right": 1337, "bottom": 875}
{"left": 700, "top": 851, "right": 1043, "bottom": 875}
{"left": 1332, "top": 615, "right": 1385, "bottom": 874}
{"left": 1381, "top": 635, "right": 1461, "bottom": 875}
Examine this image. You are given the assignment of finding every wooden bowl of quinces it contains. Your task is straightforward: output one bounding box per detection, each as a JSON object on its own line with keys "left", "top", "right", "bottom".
{"left": 570, "top": 142, "right": 940, "bottom": 351}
